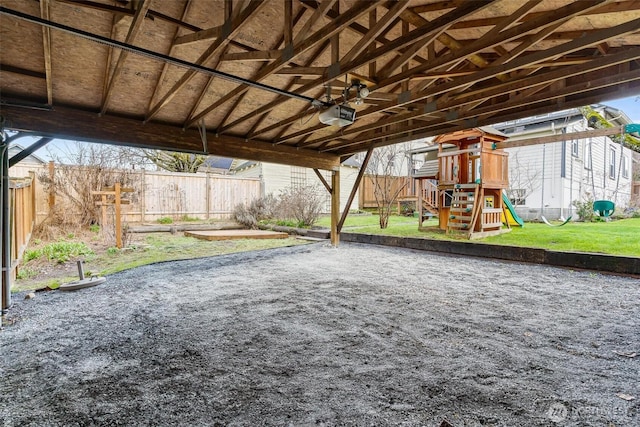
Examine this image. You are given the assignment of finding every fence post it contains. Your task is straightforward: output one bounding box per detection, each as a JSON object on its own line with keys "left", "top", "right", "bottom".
{"left": 115, "top": 183, "right": 122, "bottom": 249}
{"left": 140, "top": 169, "right": 146, "bottom": 223}
{"left": 29, "top": 171, "right": 36, "bottom": 229}
{"left": 206, "top": 172, "right": 211, "bottom": 220}
{"left": 47, "top": 161, "right": 55, "bottom": 210}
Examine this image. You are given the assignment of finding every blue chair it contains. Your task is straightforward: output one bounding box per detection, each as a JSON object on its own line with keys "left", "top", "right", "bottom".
{"left": 593, "top": 200, "right": 615, "bottom": 217}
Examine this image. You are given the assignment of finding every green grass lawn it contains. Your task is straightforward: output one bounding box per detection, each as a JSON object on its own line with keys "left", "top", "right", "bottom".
{"left": 316, "top": 214, "right": 640, "bottom": 257}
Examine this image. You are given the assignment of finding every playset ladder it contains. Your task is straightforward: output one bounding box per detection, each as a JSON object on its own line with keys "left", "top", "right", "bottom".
{"left": 446, "top": 183, "right": 480, "bottom": 237}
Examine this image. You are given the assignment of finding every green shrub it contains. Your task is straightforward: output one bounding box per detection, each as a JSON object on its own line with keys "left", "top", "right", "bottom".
{"left": 107, "top": 247, "right": 119, "bottom": 255}
{"left": 157, "top": 217, "right": 173, "bottom": 224}
{"left": 89, "top": 224, "right": 100, "bottom": 233}
{"left": 180, "top": 215, "right": 200, "bottom": 222}
{"left": 572, "top": 197, "right": 595, "bottom": 222}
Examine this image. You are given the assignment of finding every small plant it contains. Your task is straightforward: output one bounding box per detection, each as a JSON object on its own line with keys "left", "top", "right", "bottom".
{"left": 107, "top": 247, "right": 119, "bottom": 255}
{"left": 233, "top": 194, "right": 279, "bottom": 229}
{"left": 275, "top": 219, "right": 299, "bottom": 228}
{"left": 157, "top": 217, "right": 173, "bottom": 224}
{"left": 25, "top": 240, "right": 94, "bottom": 264}
{"left": 89, "top": 224, "right": 100, "bottom": 233}
{"left": 16, "top": 267, "right": 38, "bottom": 280}
{"left": 180, "top": 215, "right": 200, "bottom": 222}
{"left": 277, "top": 185, "right": 324, "bottom": 227}
{"left": 572, "top": 197, "right": 595, "bottom": 222}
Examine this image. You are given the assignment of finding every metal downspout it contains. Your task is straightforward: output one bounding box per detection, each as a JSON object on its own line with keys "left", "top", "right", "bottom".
{"left": 1, "top": 137, "right": 10, "bottom": 313}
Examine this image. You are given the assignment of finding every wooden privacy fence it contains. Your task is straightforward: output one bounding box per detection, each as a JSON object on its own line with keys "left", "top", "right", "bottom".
{"left": 8, "top": 163, "right": 263, "bottom": 224}
{"left": 9, "top": 175, "right": 36, "bottom": 280}
{"left": 358, "top": 175, "right": 412, "bottom": 209}
{"left": 135, "top": 169, "right": 261, "bottom": 222}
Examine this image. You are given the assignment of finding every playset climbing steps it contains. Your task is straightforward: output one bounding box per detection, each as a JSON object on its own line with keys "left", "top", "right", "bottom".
{"left": 447, "top": 184, "right": 479, "bottom": 237}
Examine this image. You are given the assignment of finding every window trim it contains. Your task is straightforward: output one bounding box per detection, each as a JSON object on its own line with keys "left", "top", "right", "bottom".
{"left": 609, "top": 146, "right": 616, "bottom": 180}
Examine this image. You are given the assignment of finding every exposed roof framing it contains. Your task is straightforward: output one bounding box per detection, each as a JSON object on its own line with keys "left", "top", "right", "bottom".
{"left": 1, "top": 0, "right": 639, "bottom": 170}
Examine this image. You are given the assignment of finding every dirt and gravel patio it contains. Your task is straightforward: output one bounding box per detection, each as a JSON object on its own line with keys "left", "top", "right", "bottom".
{"left": 1, "top": 242, "right": 638, "bottom": 426}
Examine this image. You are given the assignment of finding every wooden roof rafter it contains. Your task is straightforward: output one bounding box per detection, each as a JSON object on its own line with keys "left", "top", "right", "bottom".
{"left": 100, "top": 0, "right": 151, "bottom": 115}
{"left": 184, "top": 0, "right": 381, "bottom": 130}
{"left": 301, "top": 31, "right": 640, "bottom": 151}
{"left": 334, "top": 68, "right": 640, "bottom": 157}
{"left": 144, "top": 0, "right": 269, "bottom": 122}
{"left": 225, "top": 0, "right": 493, "bottom": 138}
{"left": 39, "top": 0, "right": 53, "bottom": 106}
{"left": 2, "top": 0, "right": 640, "bottom": 169}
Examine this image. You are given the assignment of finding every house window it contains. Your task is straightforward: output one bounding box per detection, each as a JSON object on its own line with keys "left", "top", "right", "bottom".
{"left": 609, "top": 146, "right": 616, "bottom": 179}
{"left": 508, "top": 189, "right": 526, "bottom": 206}
{"left": 571, "top": 139, "right": 579, "bottom": 157}
{"left": 622, "top": 155, "right": 629, "bottom": 179}
{"left": 584, "top": 141, "right": 592, "bottom": 170}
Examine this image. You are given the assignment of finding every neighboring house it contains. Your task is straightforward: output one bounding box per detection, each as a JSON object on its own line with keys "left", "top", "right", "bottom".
{"left": 8, "top": 144, "right": 47, "bottom": 167}
{"left": 232, "top": 161, "right": 360, "bottom": 213}
{"left": 198, "top": 156, "right": 234, "bottom": 174}
{"left": 492, "top": 105, "right": 637, "bottom": 220}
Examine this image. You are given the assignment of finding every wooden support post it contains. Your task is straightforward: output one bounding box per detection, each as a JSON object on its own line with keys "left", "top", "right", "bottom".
{"left": 417, "top": 178, "right": 423, "bottom": 227}
{"left": 205, "top": 172, "right": 211, "bottom": 220}
{"left": 140, "top": 169, "right": 146, "bottom": 223}
{"left": 114, "top": 183, "right": 122, "bottom": 249}
{"left": 101, "top": 195, "right": 107, "bottom": 228}
{"left": 338, "top": 146, "right": 373, "bottom": 232}
{"left": 330, "top": 169, "right": 340, "bottom": 247}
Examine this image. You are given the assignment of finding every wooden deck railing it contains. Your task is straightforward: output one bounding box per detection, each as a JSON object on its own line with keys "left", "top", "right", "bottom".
{"left": 421, "top": 180, "right": 438, "bottom": 210}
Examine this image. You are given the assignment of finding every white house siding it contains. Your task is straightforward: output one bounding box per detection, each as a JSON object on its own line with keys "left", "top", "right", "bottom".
{"left": 234, "top": 162, "right": 360, "bottom": 213}
{"left": 502, "top": 113, "right": 633, "bottom": 220}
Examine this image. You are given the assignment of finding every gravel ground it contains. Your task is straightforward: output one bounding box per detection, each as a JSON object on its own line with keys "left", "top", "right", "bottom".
{"left": 1, "top": 242, "right": 638, "bottom": 427}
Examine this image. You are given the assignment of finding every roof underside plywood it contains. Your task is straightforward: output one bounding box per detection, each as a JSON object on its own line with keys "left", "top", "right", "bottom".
{"left": 1, "top": 0, "right": 639, "bottom": 169}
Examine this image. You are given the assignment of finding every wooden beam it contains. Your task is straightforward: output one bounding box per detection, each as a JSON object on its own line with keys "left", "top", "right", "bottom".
{"left": 495, "top": 126, "right": 628, "bottom": 150}
{"left": 56, "top": 0, "right": 202, "bottom": 32}
{"left": 376, "top": 0, "right": 608, "bottom": 90}
{"left": 185, "top": 0, "right": 380, "bottom": 129}
{"left": 338, "top": 145, "right": 373, "bottom": 232}
{"left": 222, "top": 49, "right": 282, "bottom": 62}
{"left": 333, "top": 76, "right": 640, "bottom": 156}
{"left": 293, "top": 0, "right": 337, "bottom": 45}
{"left": 220, "top": 0, "right": 487, "bottom": 136}
{"left": 39, "top": 0, "right": 53, "bottom": 105}
{"left": 173, "top": 24, "right": 222, "bottom": 46}
{"left": 284, "top": 0, "right": 293, "bottom": 46}
{"left": 1, "top": 104, "right": 340, "bottom": 171}
{"left": 0, "top": 64, "right": 45, "bottom": 79}
{"left": 146, "top": 0, "right": 194, "bottom": 115}
{"left": 313, "top": 169, "right": 332, "bottom": 193}
{"left": 340, "top": 1, "right": 410, "bottom": 65}
{"left": 101, "top": 0, "right": 151, "bottom": 115}
{"left": 145, "top": 1, "right": 268, "bottom": 122}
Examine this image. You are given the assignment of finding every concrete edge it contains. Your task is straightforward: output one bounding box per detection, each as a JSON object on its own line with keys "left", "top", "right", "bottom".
{"left": 341, "top": 233, "right": 640, "bottom": 276}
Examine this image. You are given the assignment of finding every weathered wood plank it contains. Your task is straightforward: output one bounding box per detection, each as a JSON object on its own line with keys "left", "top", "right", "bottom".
{"left": 1, "top": 105, "right": 340, "bottom": 170}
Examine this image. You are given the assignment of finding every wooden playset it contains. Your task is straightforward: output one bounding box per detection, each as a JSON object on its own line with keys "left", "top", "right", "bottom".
{"left": 413, "top": 127, "right": 511, "bottom": 239}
